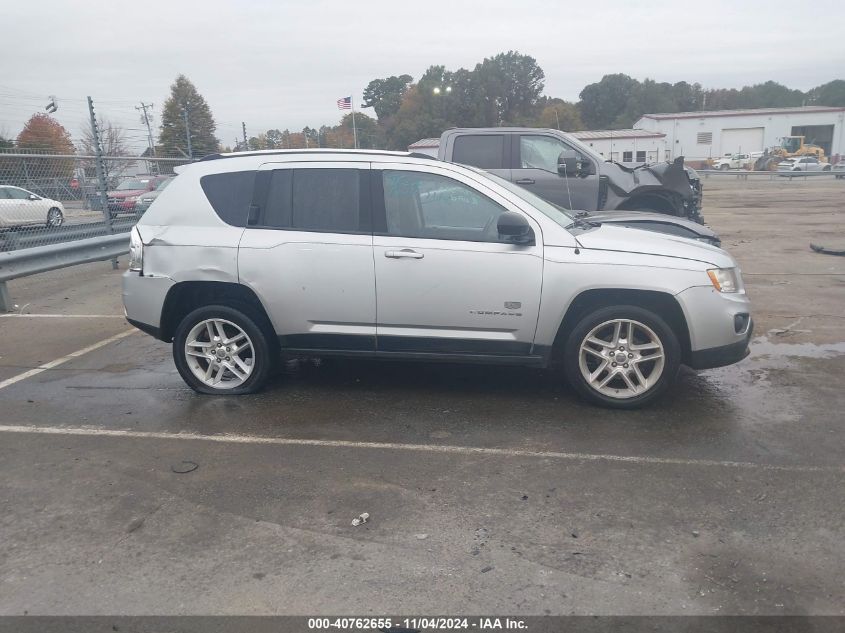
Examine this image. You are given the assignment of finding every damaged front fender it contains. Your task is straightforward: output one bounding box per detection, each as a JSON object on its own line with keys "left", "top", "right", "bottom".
{"left": 602, "top": 157, "right": 702, "bottom": 222}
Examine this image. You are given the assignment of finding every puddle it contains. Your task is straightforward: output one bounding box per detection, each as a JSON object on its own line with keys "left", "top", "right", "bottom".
{"left": 749, "top": 337, "right": 845, "bottom": 359}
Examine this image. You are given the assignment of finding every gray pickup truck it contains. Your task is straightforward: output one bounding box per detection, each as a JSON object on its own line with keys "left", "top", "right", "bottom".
{"left": 431, "top": 128, "right": 707, "bottom": 231}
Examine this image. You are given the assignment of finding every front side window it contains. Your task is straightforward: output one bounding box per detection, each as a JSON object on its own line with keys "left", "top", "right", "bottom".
{"left": 382, "top": 170, "right": 506, "bottom": 242}
{"left": 519, "top": 135, "right": 568, "bottom": 172}
{"left": 262, "top": 168, "right": 361, "bottom": 233}
{"left": 6, "top": 188, "right": 30, "bottom": 200}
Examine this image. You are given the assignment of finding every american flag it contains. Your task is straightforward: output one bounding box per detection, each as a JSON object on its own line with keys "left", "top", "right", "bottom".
{"left": 337, "top": 96, "right": 352, "bottom": 110}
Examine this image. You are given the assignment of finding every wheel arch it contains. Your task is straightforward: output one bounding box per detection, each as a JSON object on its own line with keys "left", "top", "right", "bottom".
{"left": 159, "top": 280, "right": 275, "bottom": 344}
{"left": 551, "top": 288, "right": 691, "bottom": 364}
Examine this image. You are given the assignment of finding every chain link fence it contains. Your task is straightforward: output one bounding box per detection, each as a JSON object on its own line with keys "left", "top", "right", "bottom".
{"left": 0, "top": 152, "right": 187, "bottom": 253}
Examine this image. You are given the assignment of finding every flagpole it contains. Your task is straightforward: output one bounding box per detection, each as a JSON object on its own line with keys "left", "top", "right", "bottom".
{"left": 351, "top": 96, "right": 358, "bottom": 149}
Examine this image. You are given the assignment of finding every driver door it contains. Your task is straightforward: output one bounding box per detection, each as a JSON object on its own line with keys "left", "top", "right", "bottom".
{"left": 512, "top": 133, "right": 600, "bottom": 211}
{"left": 372, "top": 163, "right": 544, "bottom": 357}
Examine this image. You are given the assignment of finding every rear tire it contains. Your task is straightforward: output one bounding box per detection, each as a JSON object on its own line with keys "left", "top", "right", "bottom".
{"left": 563, "top": 305, "right": 681, "bottom": 409}
{"left": 173, "top": 304, "right": 274, "bottom": 395}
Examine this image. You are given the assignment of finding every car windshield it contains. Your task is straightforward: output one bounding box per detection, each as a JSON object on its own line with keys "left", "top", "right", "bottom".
{"left": 117, "top": 179, "right": 151, "bottom": 190}
{"left": 465, "top": 166, "right": 574, "bottom": 228}
{"left": 154, "top": 178, "right": 173, "bottom": 191}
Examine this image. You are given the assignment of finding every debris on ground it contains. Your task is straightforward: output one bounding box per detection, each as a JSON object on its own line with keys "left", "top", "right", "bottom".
{"left": 810, "top": 243, "right": 845, "bottom": 256}
{"left": 351, "top": 512, "right": 369, "bottom": 527}
{"left": 170, "top": 461, "right": 198, "bottom": 474}
{"left": 414, "top": 533, "right": 428, "bottom": 540}
{"left": 126, "top": 517, "right": 145, "bottom": 533}
{"left": 692, "top": 530, "right": 700, "bottom": 537}
{"left": 480, "top": 566, "right": 494, "bottom": 573}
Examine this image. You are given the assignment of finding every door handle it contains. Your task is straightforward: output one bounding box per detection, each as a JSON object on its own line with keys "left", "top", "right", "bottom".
{"left": 515, "top": 178, "right": 535, "bottom": 185}
{"left": 385, "top": 249, "right": 424, "bottom": 259}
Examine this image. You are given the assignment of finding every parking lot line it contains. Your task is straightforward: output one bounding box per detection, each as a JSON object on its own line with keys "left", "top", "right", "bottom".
{"left": 0, "top": 424, "right": 841, "bottom": 474}
{"left": 0, "top": 329, "right": 136, "bottom": 391}
{"left": 0, "top": 314, "right": 125, "bottom": 318}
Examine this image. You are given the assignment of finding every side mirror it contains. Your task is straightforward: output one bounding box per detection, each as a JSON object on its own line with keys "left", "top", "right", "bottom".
{"left": 497, "top": 211, "right": 534, "bottom": 245}
{"left": 558, "top": 150, "right": 593, "bottom": 177}
{"left": 28, "top": 194, "right": 39, "bottom": 201}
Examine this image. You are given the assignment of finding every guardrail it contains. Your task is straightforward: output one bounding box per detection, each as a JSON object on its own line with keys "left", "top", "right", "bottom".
{"left": 697, "top": 169, "right": 839, "bottom": 180}
{"left": 0, "top": 233, "right": 129, "bottom": 311}
{"left": 0, "top": 218, "right": 135, "bottom": 252}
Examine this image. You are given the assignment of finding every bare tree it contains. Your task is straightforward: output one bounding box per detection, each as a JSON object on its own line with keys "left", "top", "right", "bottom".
{"left": 78, "top": 117, "right": 135, "bottom": 183}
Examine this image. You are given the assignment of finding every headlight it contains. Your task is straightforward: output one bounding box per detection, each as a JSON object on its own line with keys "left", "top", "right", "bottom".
{"left": 707, "top": 267, "right": 742, "bottom": 293}
{"left": 129, "top": 227, "right": 143, "bottom": 272}
{"left": 125, "top": 196, "right": 138, "bottom": 202}
{"left": 141, "top": 197, "right": 154, "bottom": 203}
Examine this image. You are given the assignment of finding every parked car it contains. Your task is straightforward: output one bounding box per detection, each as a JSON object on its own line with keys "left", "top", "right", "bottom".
{"left": 107, "top": 175, "right": 170, "bottom": 217}
{"left": 123, "top": 150, "right": 752, "bottom": 409}
{"left": 777, "top": 157, "right": 832, "bottom": 173}
{"left": 0, "top": 186, "right": 64, "bottom": 228}
{"left": 433, "top": 128, "right": 704, "bottom": 224}
{"left": 133, "top": 176, "right": 175, "bottom": 214}
{"left": 833, "top": 162, "right": 845, "bottom": 179}
{"left": 711, "top": 153, "right": 757, "bottom": 170}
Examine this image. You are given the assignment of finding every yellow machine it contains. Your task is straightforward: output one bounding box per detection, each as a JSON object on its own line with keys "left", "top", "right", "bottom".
{"left": 755, "top": 136, "right": 828, "bottom": 170}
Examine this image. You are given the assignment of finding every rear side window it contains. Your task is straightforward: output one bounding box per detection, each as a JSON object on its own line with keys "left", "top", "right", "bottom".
{"left": 452, "top": 135, "right": 505, "bottom": 170}
{"left": 261, "top": 168, "right": 362, "bottom": 233}
{"left": 200, "top": 170, "right": 256, "bottom": 226}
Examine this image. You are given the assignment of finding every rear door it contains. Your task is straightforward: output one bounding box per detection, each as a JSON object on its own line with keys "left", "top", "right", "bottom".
{"left": 512, "top": 133, "right": 600, "bottom": 211}
{"left": 371, "top": 163, "right": 543, "bottom": 357}
{"left": 448, "top": 133, "right": 511, "bottom": 181}
{"left": 238, "top": 162, "right": 376, "bottom": 352}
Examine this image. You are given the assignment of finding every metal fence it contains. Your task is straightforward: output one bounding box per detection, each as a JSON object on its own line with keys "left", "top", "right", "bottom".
{"left": 0, "top": 153, "right": 186, "bottom": 310}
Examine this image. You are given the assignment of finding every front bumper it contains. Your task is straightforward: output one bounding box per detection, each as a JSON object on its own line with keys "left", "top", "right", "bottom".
{"left": 688, "top": 319, "right": 753, "bottom": 369}
{"left": 676, "top": 285, "right": 753, "bottom": 369}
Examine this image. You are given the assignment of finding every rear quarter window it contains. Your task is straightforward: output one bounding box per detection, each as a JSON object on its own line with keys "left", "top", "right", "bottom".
{"left": 200, "top": 170, "right": 256, "bottom": 226}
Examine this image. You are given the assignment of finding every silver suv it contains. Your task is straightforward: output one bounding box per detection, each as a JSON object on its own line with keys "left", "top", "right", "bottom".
{"left": 123, "top": 150, "right": 752, "bottom": 408}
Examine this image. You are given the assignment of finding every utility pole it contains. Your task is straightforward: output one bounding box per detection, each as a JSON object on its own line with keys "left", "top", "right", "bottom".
{"left": 136, "top": 102, "right": 157, "bottom": 173}
{"left": 242, "top": 122, "right": 248, "bottom": 150}
{"left": 182, "top": 101, "right": 193, "bottom": 159}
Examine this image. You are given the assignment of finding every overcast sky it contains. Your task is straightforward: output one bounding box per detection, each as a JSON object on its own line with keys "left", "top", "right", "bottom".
{"left": 1, "top": 0, "right": 843, "bottom": 151}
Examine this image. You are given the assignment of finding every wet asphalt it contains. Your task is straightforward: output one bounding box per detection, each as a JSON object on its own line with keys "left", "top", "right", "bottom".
{"left": 0, "top": 179, "right": 843, "bottom": 615}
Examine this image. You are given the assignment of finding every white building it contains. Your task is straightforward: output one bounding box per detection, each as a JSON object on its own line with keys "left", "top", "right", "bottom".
{"left": 572, "top": 129, "right": 667, "bottom": 165}
{"left": 635, "top": 106, "right": 845, "bottom": 167}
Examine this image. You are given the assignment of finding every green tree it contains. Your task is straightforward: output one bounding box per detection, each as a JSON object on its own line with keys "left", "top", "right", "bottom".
{"left": 472, "top": 51, "right": 545, "bottom": 125}
{"left": 158, "top": 74, "right": 219, "bottom": 158}
{"left": 807, "top": 80, "right": 845, "bottom": 106}
{"left": 362, "top": 74, "right": 413, "bottom": 120}
{"left": 534, "top": 98, "right": 584, "bottom": 131}
{"left": 578, "top": 74, "right": 638, "bottom": 129}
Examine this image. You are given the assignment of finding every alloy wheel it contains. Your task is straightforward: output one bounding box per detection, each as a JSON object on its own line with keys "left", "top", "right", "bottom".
{"left": 184, "top": 318, "right": 255, "bottom": 389}
{"left": 578, "top": 318, "right": 665, "bottom": 399}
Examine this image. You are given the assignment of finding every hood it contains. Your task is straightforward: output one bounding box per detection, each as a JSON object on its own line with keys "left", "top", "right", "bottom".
{"left": 602, "top": 156, "right": 693, "bottom": 199}
{"left": 583, "top": 210, "right": 718, "bottom": 240}
{"left": 108, "top": 189, "right": 146, "bottom": 198}
{"left": 574, "top": 223, "right": 734, "bottom": 268}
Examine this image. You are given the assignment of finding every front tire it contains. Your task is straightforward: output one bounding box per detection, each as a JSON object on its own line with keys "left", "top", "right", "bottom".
{"left": 46, "top": 207, "right": 63, "bottom": 227}
{"left": 173, "top": 304, "right": 273, "bottom": 395}
{"left": 563, "top": 305, "right": 681, "bottom": 409}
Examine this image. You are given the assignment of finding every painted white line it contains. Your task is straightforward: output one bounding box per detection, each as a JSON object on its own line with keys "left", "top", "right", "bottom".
{"left": 0, "top": 424, "right": 841, "bottom": 474}
{"left": 0, "top": 330, "right": 136, "bottom": 391}
{"left": 0, "top": 314, "right": 125, "bottom": 318}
